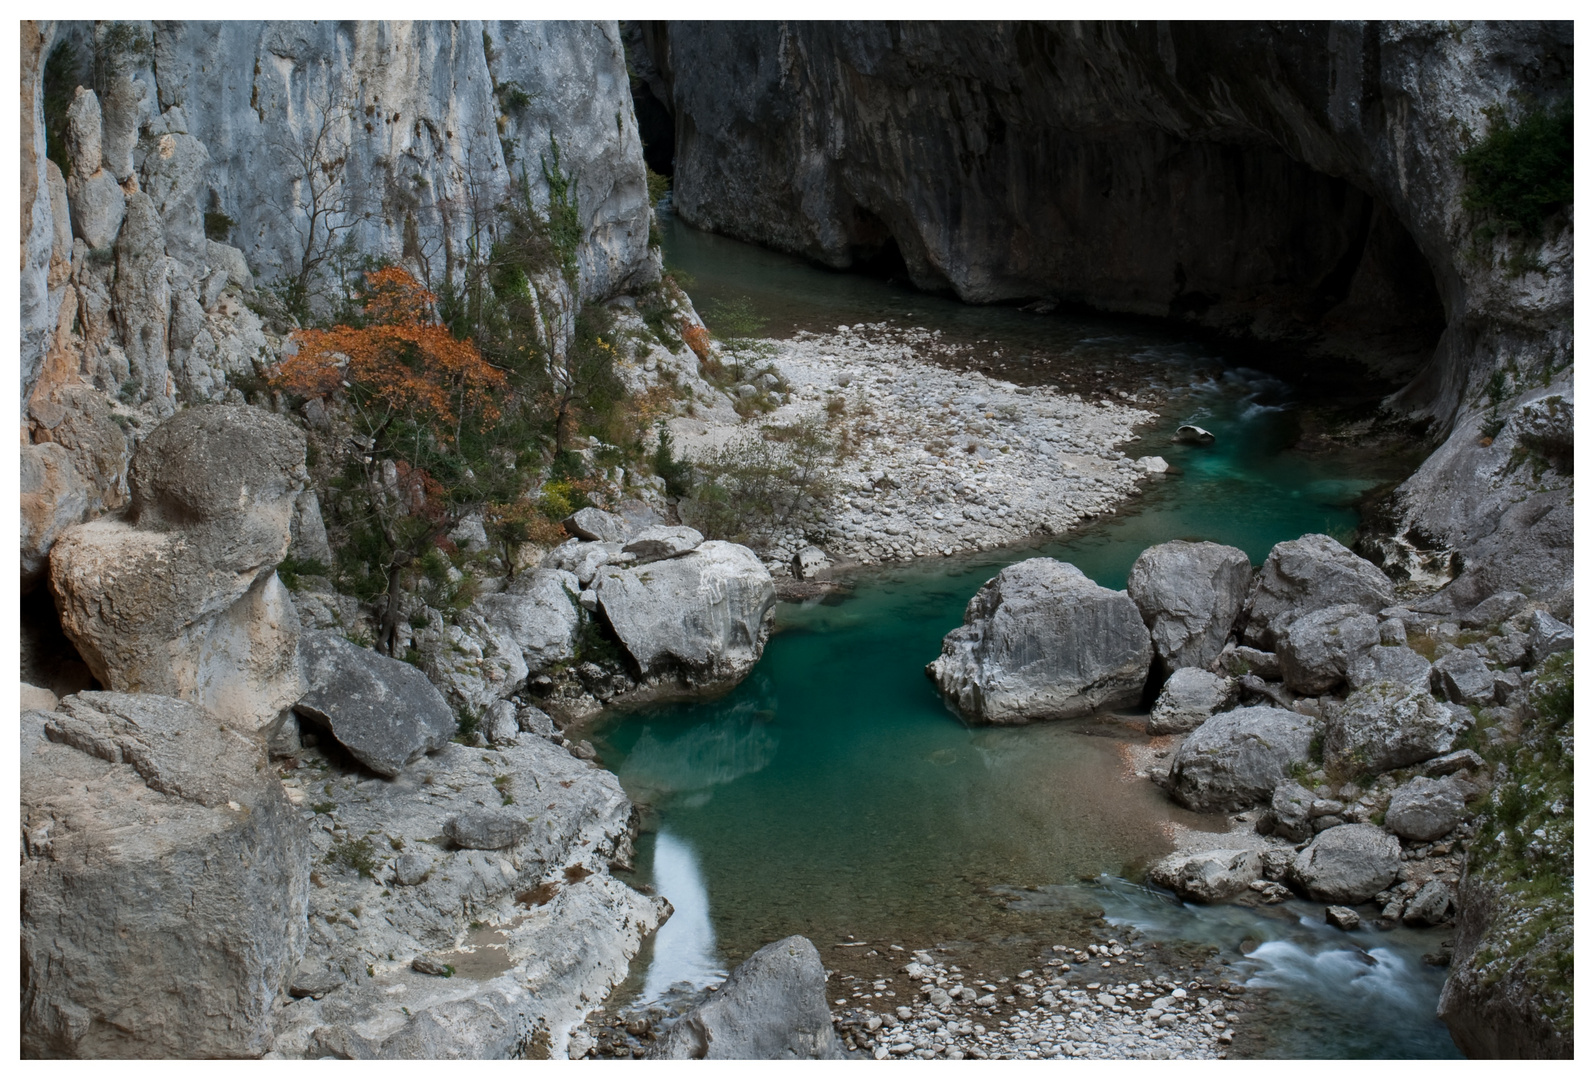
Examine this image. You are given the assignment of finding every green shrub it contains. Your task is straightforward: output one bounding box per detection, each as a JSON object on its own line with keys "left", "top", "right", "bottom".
{"left": 1459, "top": 100, "right": 1573, "bottom": 238}
{"left": 204, "top": 210, "right": 236, "bottom": 242}
{"left": 652, "top": 421, "right": 692, "bottom": 498}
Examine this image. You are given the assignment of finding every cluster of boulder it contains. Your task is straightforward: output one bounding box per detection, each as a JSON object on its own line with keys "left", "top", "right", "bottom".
{"left": 929, "top": 534, "right": 1573, "bottom": 931}
{"left": 21, "top": 403, "right": 779, "bottom": 1059}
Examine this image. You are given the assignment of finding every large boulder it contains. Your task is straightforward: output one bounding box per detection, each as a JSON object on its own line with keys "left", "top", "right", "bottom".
{"left": 595, "top": 541, "right": 776, "bottom": 697}
{"left": 1385, "top": 776, "right": 1469, "bottom": 842}
{"left": 475, "top": 568, "right": 582, "bottom": 675}
{"left": 1166, "top": 706, "right": 1317, "bottom": 812}
{"left": 1147, "top": 848, "right": 1261, "bottom": 903}
{"left": 1275, "top": 604, "right": 1380, "bottom": 695}
{"left": 1147, "top": 667, "right": 1235, "bottom": 734}
{"left": 1347, "top": 645, "right": 1433, "bottom": 692}
{"left": 1127, "top": 540, "right": 1251, "bottom": 671}
{"left": 1525, "top": 610, "right": 1574, "bottom": 666}
{"left": 48, "top": 405, "right": 308, "bottom": 729}
{"left": 1431, "top": 648, "right": 1496, "bottom": 705}
{"left": 22, "top": 693, "right": 310, "bottom": 1057}
{"left": 562, "top": 506, "right": 631, "bottom": 542}
{"left": 1323, "top": 682, "right": 1467, "bottom": 776}
{"left": 927, "top": 558, "right": 1152, "bottom": 724}
{"left": 294, "top": 632, "right": 456, "bottom": 778}
{"left": 651, "top": 936, "right": 845, "bottom": 1059}
{"left": 1243, "top": 534, "right": 1394, "bottom": 650}
{"left": 1289, "top": 823, "right": 1401, "bottom": 903}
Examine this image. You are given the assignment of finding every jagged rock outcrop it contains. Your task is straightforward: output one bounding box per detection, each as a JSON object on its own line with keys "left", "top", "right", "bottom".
{"left": 928, "top": 557, "right": 1152, "bottom": 724}
{"left": 633, "top": 21, "right": 1573, "bottom": 604}
{"left": 48, "top": 404, "right": 308, "bottom": 730}
{"left": 22, "top": 692, "right": 311, "bottom": 1058}
{"left": 650, "top": 936, "right": 845, "bottom": 1060}
{"left": 269, "top": 729, "right": 666, "bottom": 1059}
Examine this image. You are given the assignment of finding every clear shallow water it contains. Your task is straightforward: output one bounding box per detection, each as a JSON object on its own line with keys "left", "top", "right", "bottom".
{"left": 586, "top": 217, "right": 1450, "bottom": 1056}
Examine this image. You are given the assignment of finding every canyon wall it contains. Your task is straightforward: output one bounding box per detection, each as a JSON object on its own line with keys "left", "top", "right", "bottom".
{"left": 632, "top": 20, "right": 1573, "bottom": 609}
{"left": 21, "top": 19, "right": 663, "bottom": 589}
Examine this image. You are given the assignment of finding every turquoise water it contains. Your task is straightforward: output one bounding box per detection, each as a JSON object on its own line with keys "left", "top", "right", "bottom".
{"left": 584, "top": 217, "right": 1454, "bottom": 1057}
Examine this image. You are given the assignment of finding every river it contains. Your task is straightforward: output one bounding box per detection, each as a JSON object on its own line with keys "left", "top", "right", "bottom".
{"left": 582, "top": 209, "right": 1457, "bottom": 1059}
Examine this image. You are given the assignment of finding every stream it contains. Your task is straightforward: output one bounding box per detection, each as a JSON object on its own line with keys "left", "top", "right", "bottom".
{"left": 582, "top": 211, "right": 1457, "bottom": 1058}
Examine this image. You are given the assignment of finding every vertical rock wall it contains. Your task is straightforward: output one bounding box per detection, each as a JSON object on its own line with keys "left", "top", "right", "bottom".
{"left": 19, "top": 20, "right": 662, "bottom": 591}
{"left": 633, "top": 19, "right": 1573, "bottom": 608}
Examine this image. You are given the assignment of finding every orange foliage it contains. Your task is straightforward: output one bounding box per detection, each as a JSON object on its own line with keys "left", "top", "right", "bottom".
{"left": 680, "top": 320, "right": 712, "bottom": 361}
{"left": 274, "top": 267, "right": 507, "bottom": 441}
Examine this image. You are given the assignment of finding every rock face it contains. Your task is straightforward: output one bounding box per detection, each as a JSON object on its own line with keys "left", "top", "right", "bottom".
{"left": 1147, "top": 848, "right": 1261, "bottom": 904}
{"left": 1323, "top": 682, "right": 1466, "bottom": 776}
{"left": 475, "top": 568, "right": 583, "bottom": 675}
{"left": 269, "top": 729, "right": 666, "bottom": 1059}
{"left": 1127, "top": 541, "right": 1251, "bottom": 672}
{"left": 594, "top": 540, "right": 776, "bottom": 697}
{"left": 294, "top": 632, "right": 456, "bottom": 778}
{"left": 1289, "top": 823, "right": 1401, "bottom": 903}
{"left": 634, "top": 22, "right": 1572, "bottom": 605}
{"left": 1165, "top": 706, "right": 1317, "bottom": 812}
{"left": 1275, "top": 604, "right": 1381, "bottom": 695}
{"left": 1440, "top": 656, "right": 1572, "bottom": 1059}
{"left": 43, "top": 20, "right": 657, "bottom": 318}
{"left": 48, "top": 405, "right": 308, "bottom": 730}
{"left": 1346, "top": 645, "right": 1432, "bottom": 692}
{"left": 928, "top": 558, "right": 1151, "bottom": 724}
{"left": 1147, "top": 668, "right": 1235, "bottom": 735}
{"left": 21, "top": 692, "right": 311, "bottom": 1058}
{"left": 1243, "top": 535, "right": 1395, "bottom": 650}
{"left": 651, "top": 936, "right": 845, "bottom": 1060}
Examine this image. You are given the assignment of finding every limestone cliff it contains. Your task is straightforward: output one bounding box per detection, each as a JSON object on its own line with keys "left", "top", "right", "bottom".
{"left": 20, "top": 19, "right": 662, "bottom": 587}
{"left": 631, "top": 20, "right": 1573, "bottom": 610}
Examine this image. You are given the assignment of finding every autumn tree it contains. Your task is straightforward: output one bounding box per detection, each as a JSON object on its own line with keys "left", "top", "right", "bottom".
{"left": 273, "top": 266, "right": 508, "bottom": 654}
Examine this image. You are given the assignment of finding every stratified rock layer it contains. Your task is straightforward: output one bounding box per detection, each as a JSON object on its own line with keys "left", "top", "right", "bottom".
{"left": 21, "top": 693, "right": 311, "bottom": 1058}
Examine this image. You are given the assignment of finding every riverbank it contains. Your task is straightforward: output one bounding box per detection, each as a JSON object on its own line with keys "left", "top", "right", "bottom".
{"left": 666, "top": 320, "right": 1164, "bottom": 573}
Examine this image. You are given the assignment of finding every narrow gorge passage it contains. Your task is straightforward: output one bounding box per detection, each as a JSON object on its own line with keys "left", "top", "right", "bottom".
{"left": 578, "top": 217, "right": 1450, "bottom": 1058}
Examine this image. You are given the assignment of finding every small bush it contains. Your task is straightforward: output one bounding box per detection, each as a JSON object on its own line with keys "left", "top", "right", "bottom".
{"left": 652, "top": 421, "right": 692, "bottom": 498}
{"left": 328, "top": 837, "right": 379, "bottom": 879}
{"left": 204, "top": 211, "right": 236, "bottom": 242}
